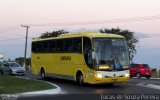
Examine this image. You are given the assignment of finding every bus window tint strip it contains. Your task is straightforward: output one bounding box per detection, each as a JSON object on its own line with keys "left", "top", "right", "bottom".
{"left": 32, "top": 37, "right": 82, "bottom": 53}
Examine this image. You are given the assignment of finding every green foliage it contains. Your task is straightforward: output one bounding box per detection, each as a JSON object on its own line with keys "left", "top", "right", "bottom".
{"left": 39, "top": 30, "right": 69, "bottom": 38}
{"left": 99, "top": 28, "right": 139, "bottom": 61}
{"left": 0, "top": 75, "right": 55, "bottom": 94}
{"left": 15, "top": 57, "right": 30, "bottom": 66}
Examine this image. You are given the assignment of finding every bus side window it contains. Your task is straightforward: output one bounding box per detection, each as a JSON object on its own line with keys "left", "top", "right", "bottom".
{"left": 32, "top": 42, "right": 36, "bottom": 52}
{"left": 56, "top": 40, "right": 63, "bottom": 52}
{"left": 73, "top": 38, "right": 82, "bottom": 53}
{"left": 32, "top": 42, "right": 40, "bottom": 53}
{"left": 49, "top": 40, "right": 56, "bottom": 52}
{"left": 64, "top": 39, "right": 73, "bottom": 52}
{"left": 83, "top": 37, "right": 93, "bottom": 68}
{"left": 83, "top": 37, "right": 91, "bottom": 55}
{"left": 36, "top": 42, "right": 42, "bottom": 53}
{"left": 43, "top": 41, "right": 49, "bottom": 52}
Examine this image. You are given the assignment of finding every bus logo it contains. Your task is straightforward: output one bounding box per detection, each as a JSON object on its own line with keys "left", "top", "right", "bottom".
{"left": 60, "top": 56, "right": 71, "bottom": 61}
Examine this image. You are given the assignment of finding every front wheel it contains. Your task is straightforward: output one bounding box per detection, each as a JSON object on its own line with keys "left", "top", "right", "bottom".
{"left": 76, "top": 73, "right": 84, "bottom": 85}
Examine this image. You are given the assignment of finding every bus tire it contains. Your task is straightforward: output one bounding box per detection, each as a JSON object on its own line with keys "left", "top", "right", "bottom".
{"left": 76, "top": 72, "right": 84, "bottom": 85}
{"left": 40, "top": 68, "right": 46, "bottom": 80}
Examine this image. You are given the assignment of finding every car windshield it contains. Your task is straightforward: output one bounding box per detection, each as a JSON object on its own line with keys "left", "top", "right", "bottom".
{"left": 93, "top": 38, "right": 129, "bottom": 68}
{"left": 143, "top": 64, "right": 150, "bottom": 68}
{"left": 9, "top": 63, "right": 20, "bottom": 67}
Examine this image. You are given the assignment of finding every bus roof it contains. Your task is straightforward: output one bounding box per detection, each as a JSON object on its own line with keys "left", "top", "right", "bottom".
{"left": 33, "top": 32, "right": 124, "bottom": 41}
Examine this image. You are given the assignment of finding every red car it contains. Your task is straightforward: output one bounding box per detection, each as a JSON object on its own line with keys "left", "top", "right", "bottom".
{"left": 129, "top": 64, "right": 152, "bottom": 79}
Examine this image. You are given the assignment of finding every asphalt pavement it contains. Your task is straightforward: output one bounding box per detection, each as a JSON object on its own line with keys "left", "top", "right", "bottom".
{"left": 17, "top": 72, "right": 160, "bottom": 100}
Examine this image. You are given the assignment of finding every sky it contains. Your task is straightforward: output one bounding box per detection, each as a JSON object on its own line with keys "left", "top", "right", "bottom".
{"left": 0, "top": 0, "right": 160, "bottom": 69}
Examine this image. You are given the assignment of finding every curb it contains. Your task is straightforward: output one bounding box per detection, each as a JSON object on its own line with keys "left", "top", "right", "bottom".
{"left": 131, "top": 77, "right": 160, "bottom": 80}
{"left": 150, "top": 78, "right": 160, "bottom": 80}
{"left": 15, "top": 77, "right": 61, "bottom": 97}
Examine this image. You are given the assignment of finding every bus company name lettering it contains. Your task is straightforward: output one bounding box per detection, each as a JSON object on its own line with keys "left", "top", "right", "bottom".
{"left": 61, "top": 56, "right": 71, "bottom": 61}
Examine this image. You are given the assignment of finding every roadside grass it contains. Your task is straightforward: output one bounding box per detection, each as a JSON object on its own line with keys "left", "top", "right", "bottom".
{"left": 151, "top": 71, "right": 160, "bottom": 78}
{"left": 0, "top": 75, "right": 55, "bottom": 94}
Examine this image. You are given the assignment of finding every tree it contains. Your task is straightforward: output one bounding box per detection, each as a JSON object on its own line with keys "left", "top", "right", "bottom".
{"left": 39, "top": 30, "right": 69, "bottom": 38}
{"left": 15, "top": 57, "right": 30, "bottom": 66}
{"left": 15, "top": 57, "right": 24, "bottom": 66}
{"left": 99, "top": 28, "right": 138, "bottom": 62}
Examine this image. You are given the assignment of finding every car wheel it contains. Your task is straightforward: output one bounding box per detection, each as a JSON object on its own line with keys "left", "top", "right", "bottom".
{"left": 136, "top": 73, "right": 141, "bottom": 79}
{"left": 9, "top": 70, "right": 13, "bottom": 75}
{"left": 40, "top": 68, "right": 45, "bottom": 80}
{"left": 76, "top": 73, "right": 84, "bottom": 85}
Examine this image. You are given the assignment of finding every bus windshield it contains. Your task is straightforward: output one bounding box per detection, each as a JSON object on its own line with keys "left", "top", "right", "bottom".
{"left": 93, "top": 38, "right": 129, "bottom": 69}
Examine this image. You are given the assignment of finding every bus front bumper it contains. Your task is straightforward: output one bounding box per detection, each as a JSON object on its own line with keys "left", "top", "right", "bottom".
{"left": 89, "top": 77, "right": 130, "bottom": 84}
{"left": 85, "top": 70, "right": 130, "bottom": 84}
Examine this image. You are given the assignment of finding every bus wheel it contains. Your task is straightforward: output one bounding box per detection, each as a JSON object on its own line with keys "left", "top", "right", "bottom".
{"left": 40, "top": 68, "right": 45, "bottom": 80}
{"left": 76, "top": 72, "right": 84, "bottom": 85}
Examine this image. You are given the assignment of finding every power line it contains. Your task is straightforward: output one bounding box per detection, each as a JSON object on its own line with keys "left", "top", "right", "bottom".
{"left": 1, "top": 15, "right": 160, "bottom": 41}
{"left": 0, "top": 37, "right": 24, "bottom": 41}
{"left": 0, "top": 15, "right": 160, "bottom": 35}
{"left": 0, "top": 26, "right": 20, "bottom": 34}
{"left": 28, "top": 15, "right": 160, "bottom": 26}
{"left": 0, "top": 45, "right": 27, "bottom": 47}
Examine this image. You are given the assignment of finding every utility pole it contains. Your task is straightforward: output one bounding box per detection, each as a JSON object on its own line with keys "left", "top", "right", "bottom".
{"left": 21, "top": 25, "right": 30, "bottom": 67}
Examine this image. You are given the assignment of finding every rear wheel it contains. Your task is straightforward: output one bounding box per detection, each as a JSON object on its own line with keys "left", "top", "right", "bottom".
{"left": 136, "top": 73, "right": 141, "bottom": 79}
{"left": 9, "top": 70, "right": 12, "bottom": 75}
{"left": 76, "top": 72, "right": 84, "bottom": 85}
{"left": 40, "top": 68, "right": 45, "bottom": 80}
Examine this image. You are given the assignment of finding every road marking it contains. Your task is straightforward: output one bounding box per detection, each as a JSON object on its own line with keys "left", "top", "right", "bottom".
{"left": 137, "top": 83, "right": 160, "bottom": 90}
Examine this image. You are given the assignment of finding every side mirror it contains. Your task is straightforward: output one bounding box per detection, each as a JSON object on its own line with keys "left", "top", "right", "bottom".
{"left": 92, "top": 51, "right": 95, "bottom": 59}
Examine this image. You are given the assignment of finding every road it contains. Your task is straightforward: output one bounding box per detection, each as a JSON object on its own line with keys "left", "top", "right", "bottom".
{"left": 18, "top": 73, "right": 160, "bottom": 100}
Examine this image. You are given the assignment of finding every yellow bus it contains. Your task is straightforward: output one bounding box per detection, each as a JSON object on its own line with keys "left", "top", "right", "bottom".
{"left": 31, "top": 32, "right": 130, "bottom": 85}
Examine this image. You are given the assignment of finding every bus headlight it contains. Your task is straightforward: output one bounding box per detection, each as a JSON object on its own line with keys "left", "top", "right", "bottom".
{"left": 96, "top": 73, "right": 103, "bottom": 78}
{"left": 124, "top": 73, "right": 129, "bottom": 77}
